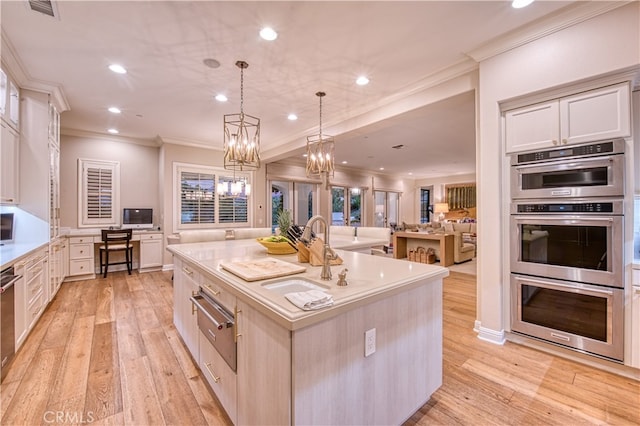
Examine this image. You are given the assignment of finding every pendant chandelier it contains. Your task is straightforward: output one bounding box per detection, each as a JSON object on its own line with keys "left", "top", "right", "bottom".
{"left": 224, "top": 60, "right": 260, "bottom": 171}
{"left": 305, "top": 91, "right": 335, "bottom": 189}
{"left": 217, "top": 175, "right": 251, "bottom": 198}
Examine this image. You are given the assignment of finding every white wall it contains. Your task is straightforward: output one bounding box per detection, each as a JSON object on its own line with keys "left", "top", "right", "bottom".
{"left": 476, "top": 3, "right": 640, "bottom": 343}
{"left": 60, "top": 134, "right": 160, "bottom": 229}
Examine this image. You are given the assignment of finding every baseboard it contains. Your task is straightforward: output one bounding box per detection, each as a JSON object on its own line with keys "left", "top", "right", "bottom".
{"left": 475, "top": 320, "right": 506, "bottom": 345}
{"left": 163, "top": 264, "right": 174, "bottom": 272}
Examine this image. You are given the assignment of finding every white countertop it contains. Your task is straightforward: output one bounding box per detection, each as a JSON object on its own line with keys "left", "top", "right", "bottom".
{"left": 167, "top": 238, "right": 448, "bottom": 330}
{"left": 0, "top": 240, "right": 49, "bottom": 270}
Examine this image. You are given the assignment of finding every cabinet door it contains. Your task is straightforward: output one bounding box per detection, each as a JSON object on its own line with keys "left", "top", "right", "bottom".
{"left": 560, "top": 83, "right": 631, "bottom": 146}
{"left": 505, "top": 100, "right": 560, "bottom": 153}
{"left": 174, "top": 260, "right": 199, "bottom": 359}
{"left": 139, "top": 235, "right": 163, "bottom": 269}
{"left": 632, "top": 286, "right": 640, "bottom": 368}
{"left": 49, "top": 142, "right": 60, "bottom": 238}
{"left": 236, "top": 299, "right": 291, "bottom": 425}
{"left": 0, "top": 121, "right": 19, "bottom": 204}
{"left": 199, "top": 331, "right": 237, "bottom": 425}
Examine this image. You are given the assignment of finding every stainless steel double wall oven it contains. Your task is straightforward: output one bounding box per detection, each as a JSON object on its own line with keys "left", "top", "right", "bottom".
{"left": 510, "top": 138, "right": 625, "bottom": 361}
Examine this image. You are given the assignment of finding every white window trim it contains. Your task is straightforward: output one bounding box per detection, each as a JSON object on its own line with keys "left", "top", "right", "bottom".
{"left": 77, "top": 158, "right": 120, "bottom": 228}
{"left": 172, "top": 162, "right": 252, "bottom": 233}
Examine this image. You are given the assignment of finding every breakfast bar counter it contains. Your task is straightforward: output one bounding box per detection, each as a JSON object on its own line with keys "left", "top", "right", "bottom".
{"left": 167, "top": 238, "right": 448, "bottom": 425}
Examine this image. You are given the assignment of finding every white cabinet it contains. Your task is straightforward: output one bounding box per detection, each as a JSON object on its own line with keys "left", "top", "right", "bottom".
{"left": 14, "top": 248, "right": 48, "bottom": 349}
{"left": 631, "top": 269, "right": 640, "bottom": 368}
{"left": 0, "top": 121, "right": 19, "bottom": 204}
{"left": 0, "top": 67, "right": 20, "bottom": 130}
{"left": 49, "top": 141, "right": 60, "bottom": 238}
{"left": 48, "top": 237, "right": 66, "bottom": 301}
{"left": 67, "top": 236, "right": 95, "bottom": 279}
{"left": 173, "top": 258, "right": 199, "bottom": 359}
{"left": 139, "top": 233, "right": 163, "bottom": 271}
{"left": 199, "top": 331, "right": 237, "bottom": 425}
{"left": 505, "top": 82, "right": 631, "bottom": 153}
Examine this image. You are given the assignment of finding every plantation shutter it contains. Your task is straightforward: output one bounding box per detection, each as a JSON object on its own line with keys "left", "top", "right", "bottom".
{"left": 218, "top": 176, "right": 248, "bottom": 224}
{"left": 180, "top": 171, "right": 216, "bottom": 224}
{"left": 79, "top": 159, "right": 120, "bottom": 227}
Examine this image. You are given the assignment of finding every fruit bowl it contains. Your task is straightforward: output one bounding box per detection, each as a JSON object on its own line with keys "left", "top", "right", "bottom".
{"left": 256, "top": 236, "right": 297, "bottom": 255}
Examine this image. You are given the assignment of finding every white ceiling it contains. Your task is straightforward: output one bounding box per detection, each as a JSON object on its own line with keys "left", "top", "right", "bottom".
{"left": 2, "top": 0, "right": 597, "bottom": 178}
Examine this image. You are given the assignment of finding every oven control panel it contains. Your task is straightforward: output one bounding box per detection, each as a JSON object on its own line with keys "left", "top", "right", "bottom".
{"left": 513, "top": 138, "right": 624, "bottom": 165}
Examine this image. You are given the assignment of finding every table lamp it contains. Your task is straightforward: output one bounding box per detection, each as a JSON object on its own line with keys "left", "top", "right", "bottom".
{"left": 434, "top": 203, "right": 449, "bottom": 222}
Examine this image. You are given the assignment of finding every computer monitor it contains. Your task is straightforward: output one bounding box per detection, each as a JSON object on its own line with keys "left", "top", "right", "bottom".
{"left": 122, "top": 208, "right": 153, "bottom": 229}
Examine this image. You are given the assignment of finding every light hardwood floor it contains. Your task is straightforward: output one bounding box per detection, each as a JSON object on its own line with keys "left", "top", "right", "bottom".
{"left": 1, "top": 270, "right": 638, "bottom": 425}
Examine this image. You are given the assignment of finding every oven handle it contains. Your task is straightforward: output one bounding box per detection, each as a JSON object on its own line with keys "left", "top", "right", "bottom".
{"left": 513, "top": 155, "right": 616, "bottom": 173}
{"left": 515, "top": 275, "right": 614, "bottom": 296}
{"left": 512, "top": 215, "right": 616, "bottom": 223}
{"left": 190, "top": 295, "right": 232, "bottom": 330}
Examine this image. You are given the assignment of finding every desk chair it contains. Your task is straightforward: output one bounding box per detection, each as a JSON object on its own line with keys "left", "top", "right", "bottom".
{"left": 100, "top": 229, "right": 133, "bottom": 278}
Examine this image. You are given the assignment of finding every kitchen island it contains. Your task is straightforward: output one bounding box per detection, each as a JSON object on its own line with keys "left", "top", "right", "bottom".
{"left": 167, "top": 238, "right": 448, "bottom": 425}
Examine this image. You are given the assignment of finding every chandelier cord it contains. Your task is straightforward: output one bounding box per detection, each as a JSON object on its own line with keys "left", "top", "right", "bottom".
{"left": 239, "top": 65, "right": 244, "bottom": 114}
{"left": 319, "top": 94, "right": 322, "bottom": 141}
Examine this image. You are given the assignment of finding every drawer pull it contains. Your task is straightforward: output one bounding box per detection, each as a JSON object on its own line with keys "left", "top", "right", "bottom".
{"left": 204, "top": 362, "right": 220, "bottom": 383}
{"left": 182, "top": 267, "right": 193, "bottom": 276}
{"left": 204, "top": 283, "right": 220, "bottom": 296}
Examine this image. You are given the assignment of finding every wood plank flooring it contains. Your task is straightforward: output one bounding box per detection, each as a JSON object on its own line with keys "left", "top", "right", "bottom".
{"left": 1, "top": 270, "right": 638, "bottom": 425}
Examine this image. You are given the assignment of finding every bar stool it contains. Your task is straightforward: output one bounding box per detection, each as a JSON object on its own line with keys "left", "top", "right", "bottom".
{"left": 99, "top": 229, "right": 133, "bottom": 278}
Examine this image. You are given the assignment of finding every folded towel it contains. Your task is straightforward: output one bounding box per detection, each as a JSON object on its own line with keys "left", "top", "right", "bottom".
{"left": 285, "top": 289, "right": 334, "bottom": 310}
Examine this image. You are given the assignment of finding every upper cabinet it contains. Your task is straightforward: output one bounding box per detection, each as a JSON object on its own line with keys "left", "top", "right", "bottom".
{"left": 0, "top": 67, "right": 20, "bottom": 131}
{"left": 1, "top": 121, "right": 19, "bottom": 204}
{"left": 505, "top": 82, "right": 631, "bottom": 154}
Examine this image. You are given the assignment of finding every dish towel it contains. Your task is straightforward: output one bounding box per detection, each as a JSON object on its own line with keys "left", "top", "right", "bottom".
{"left": 285, "top": 289, "right": 334, "bottom": 310}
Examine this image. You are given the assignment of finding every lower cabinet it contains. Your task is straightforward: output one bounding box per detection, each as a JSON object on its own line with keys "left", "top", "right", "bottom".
{"left": 173, "top": 258, "right": 199, "bottom": 359}
{"left": 67, "top": 236, "right": 95, "bottom": 279}
{"left": 48, "top": 237, "right": 66, "bottom": 301}
{"left": 139, "top": 232, "right": 163, "bottom": 271}
{"left": 14, "top": 247, "right": 48, "bottom": 349}
{"left": 199, "top": 331, "right": 237, "bottom": 425}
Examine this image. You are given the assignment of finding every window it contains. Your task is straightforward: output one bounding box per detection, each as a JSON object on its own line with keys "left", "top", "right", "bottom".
{"left": 374, "top": 190, "right": 399, "bottom": 228}
{"left": 78, "top": 159, "right": 120, "bottom": 227}
{"left": 271, "top": 180, "right": 316, "bottom": 230}
{"left": 420, "top": 188, "right": 432, "bottom": 223}
{"left": 445, "top": 183, "right": 476, "bottom": 210}
{"left": 174, "top": 163, "right": 250, "bottom": 230}
{"left": 331, "top": 186, "right": 362, "bottom": 226}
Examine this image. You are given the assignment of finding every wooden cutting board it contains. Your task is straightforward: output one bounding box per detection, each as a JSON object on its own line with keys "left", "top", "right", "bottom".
{"left": 219, "top": 258, "right": 307, "bottom": 282}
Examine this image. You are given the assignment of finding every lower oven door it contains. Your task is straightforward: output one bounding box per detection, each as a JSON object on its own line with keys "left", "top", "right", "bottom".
{"left": 190, "top": 292, "right": 237, "bottom": 372}
{"left": 511, "top": 274, "right": 623, "bottom": 362}
{"left": 510, "top": 214, "right": 623, "bottom": 287}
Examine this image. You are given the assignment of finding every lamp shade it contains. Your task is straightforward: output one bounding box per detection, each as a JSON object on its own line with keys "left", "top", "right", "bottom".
{"left": 434, "top": 203, "right": 449, "bottom": 214}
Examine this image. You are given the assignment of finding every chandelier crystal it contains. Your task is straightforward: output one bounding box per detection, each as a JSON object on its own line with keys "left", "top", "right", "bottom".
{"left": 224, "top": 60, "right": 260, "bottom": 171}
{"left": 306, "top": 91, "right": 335, "bottom": 189}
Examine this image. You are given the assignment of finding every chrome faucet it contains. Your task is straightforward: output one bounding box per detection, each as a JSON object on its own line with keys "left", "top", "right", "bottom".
{"left": 301, "top": 215, "right": 338, "bottom": 280}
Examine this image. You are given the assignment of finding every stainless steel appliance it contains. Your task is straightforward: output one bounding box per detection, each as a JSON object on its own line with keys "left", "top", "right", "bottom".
{"left": 511, "top": 138, "right": 624, "bottom": 199}
{"left": 190, "top": 288, "right": 236, "bottom": 371}
{"left": 510, "top": 199, "right": 624, "bottom": 288}
{"left": 1, "top": 266, "right": 19, "bottom": 381}
{"left": 511, "top": 274, "right": 624, "bottom": 361}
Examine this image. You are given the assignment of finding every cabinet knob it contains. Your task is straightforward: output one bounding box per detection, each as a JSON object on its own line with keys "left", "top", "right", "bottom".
{"left": 562, "top": 139, "right": 568, "bottom": 144}
{"left": 552, "top": 139, "right": 558, "bottom": 145}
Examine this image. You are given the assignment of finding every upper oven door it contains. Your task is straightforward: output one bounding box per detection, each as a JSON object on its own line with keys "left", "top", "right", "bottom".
{"left": 510, "top": 214, "right": 624, "bottom": 287}
{"left": 511, "top": 154, "right": 624, "bottom": 199}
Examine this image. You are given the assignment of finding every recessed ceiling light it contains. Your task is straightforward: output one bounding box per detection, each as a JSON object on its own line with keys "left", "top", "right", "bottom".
{"left": 107, "top": 128, "right": 119, "bottom": 134}
{"left": 302, "top": 153, "right": 308, "bottom": 158}
{"left": 260, "top": 27, "right": 278, "bottom": 41}
{"left": 108, "top": 64, "right": 127, "bottom": 74}
{"left": 341, "top": 160, "right": 348, "bottom": 164}
{"left": 379, "top": 167, "right": 384, "bottom": 171}
{"left": 287, "top": 113, "right": 298, "bottom": 121}
{"left": 215, "top": 94, "right": 228, "bottom": 102}
{"left": 512, "top": 0, "right": 534, "bottom": 8}
{"left": 108, "top": 107, "right": 121, "bottom": 114}
{"left": 203, "top": 58, "right": 221, "bottom": 69}
{"left": 356, "top": 76, "right": 369, "bottom": 86}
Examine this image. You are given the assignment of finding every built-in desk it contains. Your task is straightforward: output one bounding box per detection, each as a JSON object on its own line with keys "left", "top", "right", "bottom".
{"left": 65, "top": 229, "right": 164, "bottom": 281}
{"left": 393, "top": 231, "right": 454, "bottom": 266}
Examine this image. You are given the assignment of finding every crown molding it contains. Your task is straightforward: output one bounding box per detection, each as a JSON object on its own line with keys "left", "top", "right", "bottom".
{"left": 62, "top": 127, "right": 162, "bottom": 147}
{"left": 467, "top": 1, "right": 632, "bottom": 62}
{"left": 1, "top": 28, "right": 70, "bottom": 112}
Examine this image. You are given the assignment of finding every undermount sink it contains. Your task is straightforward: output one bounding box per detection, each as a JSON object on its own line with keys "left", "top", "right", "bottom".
{"left": 261, "top": 278, "right": 329, "bottom": 296}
